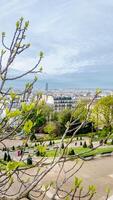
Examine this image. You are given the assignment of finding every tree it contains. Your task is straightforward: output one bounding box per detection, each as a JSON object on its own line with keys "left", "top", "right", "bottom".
{"left": 72, "top": 99, "right": 88, "bottom": 121}
{"left": 23, "top": 100, "right": 53, "bottom": 133}
{"left": 44, "top": 121, "right": 58, "bottom": 137}
{"left": 0, "top": 18, "right": 109, "bottom": 200}
{"left": 91, "top": 95, "right": 113, "bottom": 131}
{"left": 57, "top": 108, "right": 72, "bottom": 134}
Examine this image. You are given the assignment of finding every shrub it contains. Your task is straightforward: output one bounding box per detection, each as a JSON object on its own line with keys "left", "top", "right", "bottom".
{"left": 99, "top": 139, "right": 103, "bottom": 145}
{"left": 4, "top": 152, "right": 7, "bottom": 161}
{"left": 12, "top": 146, "right": 15, "bottom": 151}
{"left": 61, "top": 143, "right": 64, "bottom": 149}
{"left": 36, "top": 150, "right": 40, "bottom": 156}
{"left": 49, "top": 140, "right": 52, "bottom": 146}
{"left": 27, "top": 155, "right": 32, "bottom": 165}
{"left": 68, "top": 149, "right": 75, "bottom": 155}
{"left": 88, "top": 143, "right": 93, "bottom": 149}
{"left": 44, "top": 122, "right": 58, "bottom": 137}
{"left": 7, "top": 153, "right": 11, "bottom": 162}
{"left": 80, "top": 141, "right": 82, "bottom": 146}
{"left": 83, "top": 141, "right": 87, "bottom": 148}
{"left": 111, "top": 139, "right": 113, "bottom": 145}
{"left": 75, "top": 142, "right": 77, "bottom": 146}
{"left": 37, "top": 145, "right": 46, "bottom": 156}
{"left": 104, "top": 139, "right": 107, "bottom": 144}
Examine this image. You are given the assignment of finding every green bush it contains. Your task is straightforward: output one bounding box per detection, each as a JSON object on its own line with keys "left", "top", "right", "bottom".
{"left": 36, "top": 150, "right": 40, "bottom": 156}
{"left": 37, "top": 145, "right": 46, "bottom": 156}
{"left": 83, "top": 141, "right": 87, "bottom": 148}
{"left": 12, "top": 146, "right": 15, "bottom": 151}
{"left": 49, "top": 140, "right": 52, "bottom": 146}
{"left": 88, "top": 143, "right": 93, "bottom": 149}
{"left": 68, "top": 149, "right": 75, "bottom": 155}
{"left": 7, "top": 153, "right": 11, "bottom": 162}
{"left": 27, "top": 155, "right": 32, "bottom": 165}
{"left": 80, "top": 141, "right": 82, "bottom": 146}
{"left": 4, "top": 152, "right": 7, "bottom": 161}
{"left": 61, "top": 143, "right": 64, "bottom": 149}
{"left": 104, "top": 139, "right": 107, "bottom": 144}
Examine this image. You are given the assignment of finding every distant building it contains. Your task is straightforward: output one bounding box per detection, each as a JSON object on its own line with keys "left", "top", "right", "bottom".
{"left": 42, "top": 94, "right": 75, "bottom": 111}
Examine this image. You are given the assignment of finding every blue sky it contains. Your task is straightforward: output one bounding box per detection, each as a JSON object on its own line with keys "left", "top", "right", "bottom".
{"left": 1, "top": 0, "right": 113, "bottom": 88}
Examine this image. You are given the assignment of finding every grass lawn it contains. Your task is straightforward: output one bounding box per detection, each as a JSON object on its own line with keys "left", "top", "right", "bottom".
{"left": 45, "top": 146, "right": 113, "bottom": 158}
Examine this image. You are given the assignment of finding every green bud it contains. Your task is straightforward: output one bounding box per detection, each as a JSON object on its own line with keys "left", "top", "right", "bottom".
{"left": 34, "top": 76, "right": 38, "bottom": 81}
{"left": 16, "top": 21, "right": 20, "bottom": 29}
{"left": 20, "top": 17, "right": 24, "bottom": 22}
{"left": 25, "top": 21, "right": 29, "bottom": 29}
{"left": 96, "top": 88, "right": 102, "bottom": 95}
{"left": 39, "top": 66, "right": 43, "bottom": 72}
{"left": 88, "top": 185, "right": 96, "bottom": 194}
{"left": 1, "top": 49, "right": 6, "bottom": 55}
{"left": 105, "top": 187, "right": 110, "bottom": 195}
{"left": 16, "top": 43, "right": 20, "bottom": 48}
{"left": 39, "top": 51, "right": 44, "bottom": 58}
{"left": 26, "top": 43, "right": 31, "bottom": 48}
{"left": 2, "top": 32, "right": 5, "bottom": 37}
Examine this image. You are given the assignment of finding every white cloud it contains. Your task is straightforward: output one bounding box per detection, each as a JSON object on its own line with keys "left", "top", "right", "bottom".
{"left": 0, "top": 0, "right": 113, "bottom": 78}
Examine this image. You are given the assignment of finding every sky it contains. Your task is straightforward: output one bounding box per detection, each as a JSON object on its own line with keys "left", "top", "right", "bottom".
{"left": 0, "top": 0, "right": 113, "bottom": 89}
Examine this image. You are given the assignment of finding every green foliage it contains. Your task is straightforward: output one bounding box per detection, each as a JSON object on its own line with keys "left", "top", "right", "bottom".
{"left": 88, "top": 185, "right": 96, "bottom": 195}
{"left": 37, "top": 145, "right": 46, "bottom": 156}
{"left": 73, "top": 100, "right": 88, "bottom": 121}
{"left": 57, "top": 109, "right": 72, "bottom": 125}
{"left": 39, "top": 51, "right": 44, "bottom": 58}
{"left": 97, "top": 129, "right": 108, "bottom": 139}
{"left": 16, "top": 21, "right": 20, "bottom": 29}
{"left": 10, "top": 91, "right": 17, "bottom": 100}
{"left": 23, "top": 120, "right": 33, "bottom": 134}
{"left": 56, "top": 109, "right": 72, "bottom": 134}
{"left": 91, "top": 95, "right": 113, "bottom": 130}
{"left": 88, "top": 142, "right": 93, "bottom": 149}
{"left": 6, "top": 161, "right": 25, "bottom": 171}
{"left": 21, "top": 102, "right": 35, "bottom": 112}
{"left": 44, "top": 122, "right": 57, "bottom": 137}
{"left": 7, "top": 154, "right": 11, "bottom": 162}
{"left": 83, "top": 141, "right": 87, "bottom": 148}
{"left": 4, "top": 152, "right": 7, "bottom": 161}
{"left": 6, "top": 108, "right": 21, "bottom": 118}
{"left": 61, "top": 142, "right": 64, "bottom": 149}
{"left": 49, "top": 140, "right": 52, "bottom": 146}
{"left": 74, "top": 177, "right": 82, "bottom": 188}
{"left": 34, "top": 116, "right": 46, "bottom": 127}
{"left": 68, "top": 149, "right": 75, "bottom": 155}
{"left": 25, "top": 21, "right": 29, "bottom": 29}
{"left": 111, "top": 139, "right": 113, "bottom": 145}
{"left": 27, "top": 156, "right": 32, "bottom": 165}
